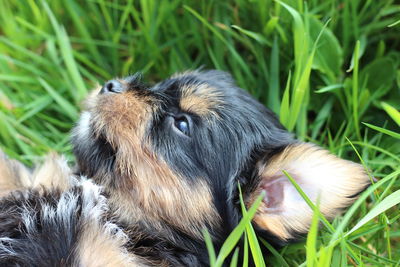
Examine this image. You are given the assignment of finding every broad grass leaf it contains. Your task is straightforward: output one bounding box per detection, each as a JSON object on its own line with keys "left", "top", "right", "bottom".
{"left": 309, "top": 16, "right": 343, "bottom": 80}
{"left": 360, "top": 57, "right": 396, "bottom": 98}
{"left": 347, "top": 190, "right": 400, "bottom": 236}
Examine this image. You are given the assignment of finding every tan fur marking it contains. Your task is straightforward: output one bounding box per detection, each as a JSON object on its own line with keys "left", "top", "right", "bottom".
{"left": 180, "top": 84, "right": 223, "bottom": 117}
{"left": 90, "top": 90, "right": 151, "bottom": 148}
{"left": 78, "top": 223, "right": 145, "bottom": 267}
{"left": 249, "top": 143, "right": 370, "bottom": 240}
{"left": 180, "top": 95, "right": 212, "bottom": 116}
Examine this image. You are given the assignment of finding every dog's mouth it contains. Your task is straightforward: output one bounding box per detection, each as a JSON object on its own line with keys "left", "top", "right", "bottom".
{"left": 95, "top": 128, "right": 117, "bottom": 153}
{"left": 92, "top": 132, "right": 117, "bottom": 172}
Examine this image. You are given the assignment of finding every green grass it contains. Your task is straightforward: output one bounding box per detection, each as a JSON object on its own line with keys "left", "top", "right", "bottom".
{"left": 0, "top": 0, "right": 399, "bottom": 265}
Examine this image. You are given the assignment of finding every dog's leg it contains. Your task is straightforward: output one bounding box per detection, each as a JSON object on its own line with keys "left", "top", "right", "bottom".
{"left": 29, "top": 153, "right": 74, "bottom": 192}
{"left": 0, "top": 150, "right": 74, "bottom": 197}
{"left": 0, "top": 150, "right": 31, "bottom": 197}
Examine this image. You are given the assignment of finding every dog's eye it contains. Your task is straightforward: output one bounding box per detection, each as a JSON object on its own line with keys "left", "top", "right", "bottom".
{"left": 173, "top": 116, "right": 190, "bottom": 136}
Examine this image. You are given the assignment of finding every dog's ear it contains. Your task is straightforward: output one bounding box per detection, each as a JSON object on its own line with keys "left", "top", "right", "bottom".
{"left": 246, "top": 143, "right": 370, "bottom": 241}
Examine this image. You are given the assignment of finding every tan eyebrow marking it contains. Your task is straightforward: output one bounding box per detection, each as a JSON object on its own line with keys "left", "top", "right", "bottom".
{"left": 180, "top": 84, "right": 223, "bottom": 116}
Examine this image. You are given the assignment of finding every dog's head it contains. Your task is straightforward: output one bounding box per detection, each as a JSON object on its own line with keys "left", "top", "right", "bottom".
{"left": 72, "top": 70, "right": 369, "bottom": 244}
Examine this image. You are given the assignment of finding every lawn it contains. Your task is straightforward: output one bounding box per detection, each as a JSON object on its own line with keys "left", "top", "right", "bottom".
{"left": 0, "top": 0, "right": 399, "bottom": 266}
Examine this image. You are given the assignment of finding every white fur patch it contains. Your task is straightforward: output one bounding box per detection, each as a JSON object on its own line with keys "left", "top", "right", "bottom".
{"left": 74, "top": 111, "right": 92, "bottom": 141}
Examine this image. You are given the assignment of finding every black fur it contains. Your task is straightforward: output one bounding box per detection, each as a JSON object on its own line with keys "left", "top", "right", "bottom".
{"left": 0, "top": 188, "right": 82, "bottom": 266}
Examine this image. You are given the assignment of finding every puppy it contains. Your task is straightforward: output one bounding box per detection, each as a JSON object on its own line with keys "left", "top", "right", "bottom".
{"left": 0, "top": 70, "right": 370, "bottom": 266}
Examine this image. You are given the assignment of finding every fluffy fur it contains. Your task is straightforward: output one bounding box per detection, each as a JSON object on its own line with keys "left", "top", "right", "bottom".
{"left": 0, "top": 70, "right": 370, "bottom": 266}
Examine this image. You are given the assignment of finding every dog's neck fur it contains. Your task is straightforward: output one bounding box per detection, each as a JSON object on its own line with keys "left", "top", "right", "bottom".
{"left": 104, "top": 180, "right": 232, "bottom": 266}
{"left": 120, "top": 220, "right": 211, "bottom": 266}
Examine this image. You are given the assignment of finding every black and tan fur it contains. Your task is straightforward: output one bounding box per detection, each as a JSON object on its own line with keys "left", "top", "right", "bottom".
{"left": 0, "top": 70, "right": 370, "bottom": 266}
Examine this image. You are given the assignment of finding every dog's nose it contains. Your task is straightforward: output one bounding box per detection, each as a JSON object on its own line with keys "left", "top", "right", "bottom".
{"left": 100, "top": 80, "right": 124, "bottom": 94}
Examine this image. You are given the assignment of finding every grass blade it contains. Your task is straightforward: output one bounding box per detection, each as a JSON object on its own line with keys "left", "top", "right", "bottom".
{"left": 306, "top": 200, "right": 320, "bottom": 267}
{"left": 215, "top": 192, "right": 265, "bottom": 266}
{"left": 381, "top": 102, "right": 400, "bottom": 126}
{"left": 362, "top": 122, "right": 400, "bottom": 139}
{"left": 203, "top": 229, "right": 217, "bottom": 266}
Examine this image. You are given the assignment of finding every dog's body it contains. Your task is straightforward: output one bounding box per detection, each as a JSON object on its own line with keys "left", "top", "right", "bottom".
{"left": 0, "top": 70, "right": 370, "bottom": 266}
